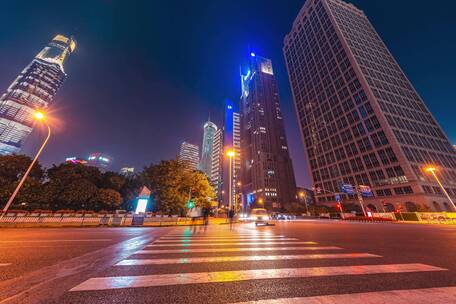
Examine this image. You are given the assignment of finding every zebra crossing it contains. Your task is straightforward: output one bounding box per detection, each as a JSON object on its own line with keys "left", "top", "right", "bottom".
{"left": 67, "top": 227, "right": 452, "bottom": 303}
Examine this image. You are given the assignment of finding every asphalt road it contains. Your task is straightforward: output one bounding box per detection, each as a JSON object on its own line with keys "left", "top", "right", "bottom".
{"left": 1, "top": 220, "right": 456, "bottom": 303}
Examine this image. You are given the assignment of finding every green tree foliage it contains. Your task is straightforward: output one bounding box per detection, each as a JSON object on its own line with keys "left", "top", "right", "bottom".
{"left": 89, "top": 188, "right": 123, "bottom": 211}
{"left": 0, "top": 157, "right": 130, "bottom": 212}
{"left": 141, "top": 160, "right": 215, "bottom": 215}
{"left": 0, "top": 155, "right": 45, "bottom": 210}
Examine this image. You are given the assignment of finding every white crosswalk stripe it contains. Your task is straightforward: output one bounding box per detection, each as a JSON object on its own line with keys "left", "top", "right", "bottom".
{"left": 147, "top": 241, "right": 317, "bottom": 247}
{"left": 68, "top": 230, "right": 449, "bottom": 303}
{"left": 160, "top": 236, "right": 286, "bottom": 239}
{"left": 230, "top": 286, "right": 456, "bottom": 304}
{"left": 115, "top": 253, "right": 381, "bottom": 265}
{"left": 70, "top": 263, "right": 445, "bottom": 291}
{"left": 154, "top": 238, "right": 299, "bottom": 243}
{"left": 135, "top": 246, "right": 343, "bottom": 254}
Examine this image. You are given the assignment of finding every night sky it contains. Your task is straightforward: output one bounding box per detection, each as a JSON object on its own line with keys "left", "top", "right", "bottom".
{"left": 0, "top": 0, "right": 455, "bottom": 187}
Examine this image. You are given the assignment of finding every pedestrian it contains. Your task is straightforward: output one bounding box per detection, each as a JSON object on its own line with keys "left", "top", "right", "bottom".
{"left": 188, "top": 206, "right": 201, "bottom": 234}
{"left": 203, "top": 207, "right": 210, "bottom": 232}
{"left": 228, "top": 207, "right": 235, "bottom": 231}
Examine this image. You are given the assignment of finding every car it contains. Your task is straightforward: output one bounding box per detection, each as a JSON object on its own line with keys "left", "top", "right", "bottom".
{"left": 274, "top": 213, "right": 296, "bottom": 221}
{"left": 249, "top": 208, "right": 270, "bottom": 225}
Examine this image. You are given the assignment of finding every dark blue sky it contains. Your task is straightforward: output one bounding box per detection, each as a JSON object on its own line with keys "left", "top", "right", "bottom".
{"left": 0, "top": 0, "right": 455, "bottom": 187}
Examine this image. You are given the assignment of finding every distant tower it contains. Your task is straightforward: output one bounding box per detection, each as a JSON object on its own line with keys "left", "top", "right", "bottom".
{"left": 87, "top": 152, "right": 113, "bottom": 171}
{"left": 0, "top": 35, "right": 76, "bottom": 155}
{"left": 120, "top": 167, "right": 135, "bottom": 178}
{"left": 210, "top": 128, "right": 224, "bottom": 201}
{"left": 179, "top": 141, "right": 199, "bottom": 170}
{"left": 199, "top": 120, "right": 218, "bottom": 177}
{"left": 240, "top": 53, "right": 297, "bottom": 211}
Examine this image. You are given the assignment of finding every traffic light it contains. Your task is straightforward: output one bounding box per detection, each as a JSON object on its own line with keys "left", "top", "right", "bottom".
{"left": 187, "top": 200, "right": 195, "bottom": 209}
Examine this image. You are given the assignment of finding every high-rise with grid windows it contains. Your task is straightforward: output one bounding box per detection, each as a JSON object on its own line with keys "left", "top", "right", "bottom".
{"left": 179, "top": 141, "right": 199, "bottom": 170}
{"left": 240, "top": 54, "right": 297, "bottom": 211}
{"left": 0, "top": 35, "right": 76, "bottom": 155}
{"left": 284, "top": 0, "right": 456, "bottom": 212}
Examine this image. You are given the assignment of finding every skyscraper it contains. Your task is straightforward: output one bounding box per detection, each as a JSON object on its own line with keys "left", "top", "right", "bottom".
{"left": 0, "top": 35, "right": 76, "bottom": 155}
{"left": 210, "top": 128, "right": 224, "bottom": 202}
{"left": 240, "top": 54, "right": 297, "bottom": 211}
{"left": 199, "top": 120, "right": 218, "bottom": 177}
{"left": 120, "top": 167, "right": 135, "bottom": 178}
{"left": 284, "top": 0, "right": 456, "bottom": 212}
{"left": 179, "top": 141, "right": 199, "bottom": 170}
{"left": 87, "top": 152, "right": 113, "bottom": 171}
{"left": 209, "top": 99, "right": 241, "bottom": 207}
{"left": 223, "top": 99, "right": 241, "bottom": 208}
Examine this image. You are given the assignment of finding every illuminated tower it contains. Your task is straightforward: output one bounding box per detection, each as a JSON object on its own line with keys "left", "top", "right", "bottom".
{"left": 284, "top": 0, "right": 456, "bottom": 211}
{"left": 0, "top": 35, "right": 76, "bottom": 155}
{"left": 240, "top": 53, "right": 297, "bottom": 211}
{"left": 210, "top": 99, "right": 241, "bottom": 207}
{"left": 199, "top": 120, "right": 218, "bottom": 177}
{"left": 223, "top": 99, "right": 241, "bottom": 207}
{"left": 179, "top": 141, "right": 200, "bottom": 170}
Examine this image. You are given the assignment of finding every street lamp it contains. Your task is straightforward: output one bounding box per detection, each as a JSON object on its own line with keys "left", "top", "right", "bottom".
{"left": 424, "top": 166, "right": 456, "bottom": 211}
{"left": 226, "top": 149, "right": 235, "bottom": 210}
{"left": 1, "top": 111, "right": 51, "bottom": 216}
{"left": 258, "top": 197, "right": 264, "bottom": 206}
{"left": 299, "top": 191, "right": 309, "bottom": 214}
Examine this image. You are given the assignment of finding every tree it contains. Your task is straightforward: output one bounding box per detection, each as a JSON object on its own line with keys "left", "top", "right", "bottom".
{"left": 53, "top": 179, "right": 98, "bottom": 210}
{"left": 89, "top": 188, "right": 122, "bottom": 211}
{"left": 141, "top": 160, "right": 215, "bottom": 215}
{"left": 100, "top": 172, "right": 125, "bottom": 191}
{"left": 119, "top": 175, "right": 142, "bottom": 211}
{"left": 45, "top": 163, "right": 102, "bottom": 210}
{"left": 0, "top": 155, "right": 45, "bottom": 210}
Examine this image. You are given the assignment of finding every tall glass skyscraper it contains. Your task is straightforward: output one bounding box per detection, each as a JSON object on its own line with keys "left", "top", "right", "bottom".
{"left": 0, "top": 35, "right": 76, "bottom": 155}
{"left": 199, "top": 120, "right": 218, "bottom": 177}
{"left": 240, "top": 54, "right": 297, "bottom": 211}
{"left": 284, "top": 0, "right": 456, "bottom": 211}
{"left": 210, "top": 99, "right": 241, "bottom": 207}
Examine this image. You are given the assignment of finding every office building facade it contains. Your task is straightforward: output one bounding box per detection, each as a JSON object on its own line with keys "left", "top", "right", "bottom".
{"left": 210, "top": 128, "right": 224, "bottom": 203}
{"left": 223, "top": 99, "right": 241, "bottom": 208}
{"left": 240, "top": 53, "right": 297, "bottom": 211}
{"left": 120, "top": 167, "right": 135, "bottom": 178}
{"left": 284, "top": 0, "right": 456, "bottom": 211}
{"left": 179, "top": 141, "right": 199, "bottom": 170}
{"left": 87, "top": 152, "right": 113, "bottom": 171}
{"left": 199, "top": 120, "right": 218, "bottom": 177}
{"left": 0, "top": 35, "right": 76, "bottom": 154}
{"left": 209, "top": 99, "right": 241, "bottom": 207}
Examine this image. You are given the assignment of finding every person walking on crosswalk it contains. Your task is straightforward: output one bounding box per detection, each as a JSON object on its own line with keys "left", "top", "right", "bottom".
{"left": 228, "top": 207, "right": 235, "bottom": 231}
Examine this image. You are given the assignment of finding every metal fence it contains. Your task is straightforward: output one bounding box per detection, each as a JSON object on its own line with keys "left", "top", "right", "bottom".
{"left": 0, "top": 213, "right": 193, "bottom": 227}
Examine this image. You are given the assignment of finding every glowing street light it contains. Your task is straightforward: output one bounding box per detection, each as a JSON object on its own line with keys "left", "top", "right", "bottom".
{"left": 34, "top": 111, "right": 45, "bottom": 120}
{"left": 424, "top": 166, "right": 456, "bottom": 211}
{"left": 298, "top": 191, "right": 309, "bottom": 215}
{"left": 1, "top": 111, "right": 51, "bottom": 216}
{"left": 258, "top": 197, "right": 264, "bottom": 205}
{"left": 226, "top": 149, "right": 236, "bottom": 210}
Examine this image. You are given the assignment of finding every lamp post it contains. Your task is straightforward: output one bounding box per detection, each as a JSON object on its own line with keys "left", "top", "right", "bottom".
{"left": 425, "top": 166, "right": 456, "bottom": 211}
{"left": 226, "top": 149, "right": 235, "bottom": 210}
{"left": 1, "top": 111, "right": 51, "bottom": 216}
{"left": 258, "top": 197, "right": 264, "bottom": 207}
{"left": 299, "top": 191, "right": 309, "bottom": 215}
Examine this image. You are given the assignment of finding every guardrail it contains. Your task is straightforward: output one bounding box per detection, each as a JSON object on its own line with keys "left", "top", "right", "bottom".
{"left": 0, "top": 213, "right": 197, "bottom": 227}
